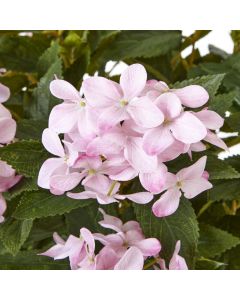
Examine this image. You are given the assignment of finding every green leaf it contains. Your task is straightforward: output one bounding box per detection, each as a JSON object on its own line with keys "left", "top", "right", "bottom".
{"left": 37, "top": 41, "right": 60, "bottom": 77}
{"left": 30, "top": 58, "right": 62, "bottom": 119}
{"left": 226, "top": 112, "right": 240, "bottom": 132}
{"left": 0, "top": 140, "right": 49, "bottom": 178}
{"left": 3, "top": 177, "right": 38, "bottom": 201}
{"left": 13, "top": 189, "right": 94, "bottom": 220}
{"left": 173, "top": 74, "right": 225, "bottom": 99}
{"left": 209, "top": 179, "right": 240, "bottom": 202}
{"left": 181, "top": 30, "right": 211, "bottom": 50}
{"left": 134, "top": 199, "right": 199, "bottom": 269}
{"left": 207, "top": 156, "right": 240, "bottom": 180}
{"left": 208, "top": 91, "right": 237, "bottom": 117}
{"left": 0, "top": 219, "right": 33, "bottom": 255}
{"left": 198, "top": 224, "right": 240, "bottom": 258}
{"left": 0, "top": 34, "right": 50, "bottom": 72}
{"left": 16, "top": 119, "right": 47, "bottom": 140}
{"left": 0, "top": 251, "right": 69, "bottom": 270}
{"left": 102, "top": 31, "right": 182, "bottom": 60}
{"left": 195, "top": 257, "right": 226, "bottom": 270}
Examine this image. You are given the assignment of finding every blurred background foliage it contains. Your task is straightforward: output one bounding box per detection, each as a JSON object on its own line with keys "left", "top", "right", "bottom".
{"left": 0, "top": 30, "right": 240, "bottom": 270}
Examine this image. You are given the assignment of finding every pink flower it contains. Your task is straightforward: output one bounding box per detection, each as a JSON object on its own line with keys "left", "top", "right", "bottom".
{"left": 143, "top": 92, "right": 207, "bottom": 156}
{"left": 41, "top": 228, "right": 96, "bottom": 270}
{"left": 152, "top": 156, "right": 212, "bottom": 217}
{"left": 143, "top": 80, "right": 209, "bottom": 108}
{"left": 158, "top": 241, "right": 188, "bottom": 270}
{"left": 67, "top": 179, "right": 153, "bottom": 205}
{"left": 49, "top": 79, "right": 98, "bottom": 138}
{"left": 82, "top": 64, "right": 164, "bottom": 131}
{"left": 38, "top": 128, "right": 82, "bottom": 195}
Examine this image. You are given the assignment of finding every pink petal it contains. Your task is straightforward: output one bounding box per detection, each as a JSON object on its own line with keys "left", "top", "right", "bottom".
{"left": 194, "top": 109, "right": 224, "bottom": 130}
{"left": 0, "top": 118, "right": 16, "bottom": 144}
{"left": 109, "top": 166, "right": 138, "bottom": 181}
{"left": 155, "top": 92, "right": 182, "bottom": 119}
{"left": 0, "top": 193, "right": 7, "bottom": 223}
{"left": 139, "top": 164, "right": 168, "bottom": 194}
{"left": 181, "top": 177, "right": 212, "bottom": 199}
{"left": 50, "top": 172, "right": 82, "bottom": 193}
{"left": 133, "top": 238, "right": 161, "bottom": 256}
{"left": 122, "top": 221, "right": 141, "bottom": 232}
{"left": 77, "top": 107, "right": 97, "bottom": 138}
{"left": 0, "top": 160, "right": 15, "bottom": 177}
{"left": 152, "top": 188, "right": 181, "bottom": 217}
{"left": 50, "top": 79, "right": 80, "bottom": 102}
{"left": 98, "top": 208, "right": 123, "bottom": 232}
{"left": 80, "top": 227, "right": 95, "bottom": 254}
{"left": 170, "top": 112, "right": 207, "bottom": 144}
{"left": 174, "top": 85, "right": 209, "bottom": 108}
{"left": 0, "top": 103, "right": 11, "bottom": 118}
{"left": 120, "top": 64, "right": 147, "bottom": 99}
{"left": 49, "top": 103, "right": 79, "bottom": 133}
{"left": 42, "top": 128, "right": 65, "bottom": 157}
{"left": 82, "top": 76, "right": 122, "bottom": 107}
{"left": 204, "top": 130, "right": 228, "bottom": 151}
{"left": 143, "top": 126, "right": 175, "bottom": 156}
{"left": 96, "top": 246, "right": 119, "bottom": 270}
{"left": 0, "top": 83, "right": 10, "bottom": 103}
{"left": 169, "top": 241, "right": 188, "bottom": 270}
{"left": 98, "top": 106, "right": 128, "bottom": 131}
{"left": 114, "top": 246, "right": 144, "bottom": 270}
{"left": 40, "top": 244, "right": 65, "bottom": 259}
{"left": 123, "top": 192, "right": 154, "bottom": 204}
{"left": 124, "top": 137, "right": 158, "bottom": 173}
{"left": 37, "top": 158, "right": 64, "bottom": 189}
{"left": 159, "top": 140, "right": 188, "bottom": 162}
{"left": 177, "top": 156, "right": 207, "bottom": 181}
{"left": 67, "top": 190, "right": 97, "bottom": 200}
{"left": 127, "top": 96, "right": 164, "bottom": 128}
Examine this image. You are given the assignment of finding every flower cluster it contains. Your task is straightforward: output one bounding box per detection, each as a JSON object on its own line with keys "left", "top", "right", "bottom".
{"left": 38, "top": 63, "right": 227, "bottom": 217}
{"left": 0, "top": 82, "right": 21, "bottom": 222}
{"left": 41, "top": 209, "right": 187, "bottom": 270}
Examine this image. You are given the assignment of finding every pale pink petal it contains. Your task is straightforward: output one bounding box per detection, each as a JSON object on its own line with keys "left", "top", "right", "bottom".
{"left": 96, "top": 194, "right": 118, "bottom": 205}
{"left": 170, "top": 112, "right": 207, "bottom": 144}
{"left": 124, "top": 137, "right": 158, "bottom": 173}
{"left": 143, "top": 126, "right": 175, "bottom": 156}
{"left": 181, "top": 177, "right": 212, "bottom": 199}
{"left": 190, "top": 141, "right": 206, "bottom": 152}
{"left": 0, "top": 118, "right": 16, "bottom": 144}
{"left": 98, "top": 106, "right": 128, "bottom": 131}
{"left": 152, "top": 188, "right": 181, "bottom": 218}
{"left": 173, "top": 85, "right": 209, "bottom": 108}
{"left": 0, "top": 161, "right": 15, "bottom": 177}
{"left": 53, "top": 232, "right": 65, "bottom": 245}
{"left": 159, "top": 140, "right": 188, "bottom": 162}
{"left": 50, "top": 172, "right": 82, "bottom": 193}
{"left": 169, "top": 241, "right": 188, "bottom": 270}
{"left": 114, "top": 246, "right": 144, "bottom": 270}
{"left": 194, "top": 110, "right": 224, "bottom": 130}
{"left": 37, "top": 158, "right": 64, "bottom": 189}
{"left": 122, "top": 221, "right": 141, "bottom": 232}
{"left": 0, "top": 174, "right": 22, "bottom": 192}
{"left": 80, "top": 227, "right": 95, "bottom": 254}
{"left": 40, "top": 244, "right": 65, "bottom": 259}
{"left": 96, "top": 246, "right": 119, "bottom": 270}
{"left": 139, "top": 164, "right": 167, "bottom": 194}
{"left": 98, "top": 208, "right": 123, "bottom": 232}
{"left": 77, "top": 107, "right": 97, "bottom": 138}
{"left": 109, "top": 166, "right": 138, "bottom": 181}
{"left": 155, "top": 92, "right": 182, "bottom": 119}
{"left": 83, "top": 76, "right": 122, "bottom": 107}
{"left": 177, "top": 156, "right": 207, "bottom": 181}
{"left": 120, "top": 64, "right": 147, "bottom": 99}
{"left": 49, "top": 103, "right": 79, "bottom": 133}
{"left": 82, "top": 174, "right": 110, "bottom": 193}
{"left": 0, "top": 103, "right": 11, "bottom": 118}
{"left": 42, "top": 128, "right": 65, "bottom": 157}
{"left": 204, "top": 130, "right": 228, "bottom": 151}
{"left": 0, "top": 83, "right": 10, "bottom": 103}
{"left": 127, "top": 96, "right": 164, "bottom": 128}
{"left": 50, "top": 79, "right": 80, "bottom": 102}
{"left": 133, "top": 238, "right": 161, "bottom": 256}
{"left": 123, "top": 192, "right": 154, "bottom": 204}
{"left": 0, "top": 193, "right": 7, "bottom": 223}
{"left": 67, "top": 190, "right": 97, "bottom": 200}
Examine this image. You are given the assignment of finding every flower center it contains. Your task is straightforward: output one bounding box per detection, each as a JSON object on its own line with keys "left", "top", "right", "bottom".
{"left": 119, "top": 99, "right": 128, "bottom": 107}
{"left": 176, "top": 181, "right": 182, "bottom": 188}
{"left": 64, "top": 155, "right": 69, "bottom": 162}
{"left": 79, "top": 100, "right": 86, "bottom": 107}
{"left": 88, "top": 169, "right": 96, "bottom": 175}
